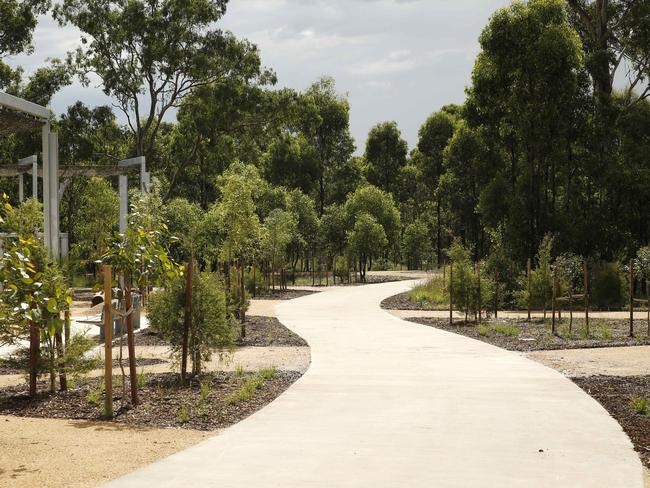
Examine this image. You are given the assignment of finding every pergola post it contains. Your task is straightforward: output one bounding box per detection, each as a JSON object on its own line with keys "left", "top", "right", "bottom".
{"left": 48, "top": 132, "right": 60, "bottom": 259}
{"left": 119, "top": 175, "right": 128, "bottom": 233}
{"left": 17, "top": 156, "right": 38, "bottom": 203}
{"left": 42, "top": 122, "right": 51, "bottom": 255}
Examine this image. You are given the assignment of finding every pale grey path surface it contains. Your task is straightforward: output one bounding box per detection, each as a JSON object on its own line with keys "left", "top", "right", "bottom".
{"left": 102, "top": 280, "right": 643, "bottom": 488}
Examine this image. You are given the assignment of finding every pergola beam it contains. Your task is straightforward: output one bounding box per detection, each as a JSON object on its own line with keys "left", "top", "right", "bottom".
{"left": 0, "top": 92, "right": 51, "bottom": 120}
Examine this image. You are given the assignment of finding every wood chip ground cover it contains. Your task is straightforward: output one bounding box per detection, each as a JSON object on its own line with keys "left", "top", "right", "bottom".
{"left": 573, "top": 375, "right": 650, "bottom": 469}
{"left": 406, "top": 317, "right": 650, "bottom": 352}
{"left": 0, "top": 370, "right": 302, "bottom": 431}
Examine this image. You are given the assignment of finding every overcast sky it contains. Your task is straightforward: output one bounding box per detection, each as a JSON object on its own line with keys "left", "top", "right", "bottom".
{"left": 9, "top": 0, "right": 513, "bottom": 153}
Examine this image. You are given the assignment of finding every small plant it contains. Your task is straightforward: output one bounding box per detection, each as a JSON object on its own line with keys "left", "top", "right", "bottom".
{"left": 478, "top": 323, "right": 491, "bottom": 337}
{"left": 631, "top": 396, "right": 649, "bottom": 415}
{"left": 200, "top": 381, "right": 211, "bottom": 403}
{"left": 235, "top": 363, "right": 245, "bottom": 378}
{"left": 178, "top": 403, "right": 190, "bottom": 423}
{"left": 86, "top": 382, "right": 104, "bottom": 405}
{"left": 136, "top": 369, "right": 147, "bottom": 389}
{"left": 596, "top": 321, "right": 612, "bottom": 340}
{"left": 259, "top": 366, "right": 277, "bottom": 380}
{"left": 490, "top": 323, "right": 519, "bottom": 338}
{"left": 226, "top": 375, "right": 263, "bottom": 404}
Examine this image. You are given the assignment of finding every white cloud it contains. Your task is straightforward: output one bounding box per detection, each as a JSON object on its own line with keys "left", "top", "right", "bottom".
{"left": 9, "top": 0, "right": 516, "bottom": 152}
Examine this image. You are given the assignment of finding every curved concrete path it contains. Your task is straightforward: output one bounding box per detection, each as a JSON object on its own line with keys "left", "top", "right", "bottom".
{"left": 103, "top": 280, "right": 642, "bottom": 487}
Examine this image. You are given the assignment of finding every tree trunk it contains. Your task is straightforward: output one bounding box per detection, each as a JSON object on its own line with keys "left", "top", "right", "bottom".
{"left": 29, "top": 319, "right": 39, "bottom": 397}
{"left": 55, "top": 332, "right": 67, "bottom": 391}
{"left": 181, "top": 259, "right": 193, "bottom": 382}
{"left": 124, "top": 281, "right": 139, "bottom": 406}
{"left": 240, "top": 259, "right": 246, "bottom": 336}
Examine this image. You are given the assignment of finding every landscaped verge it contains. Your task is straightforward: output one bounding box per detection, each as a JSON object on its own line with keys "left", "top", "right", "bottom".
{"left": 405, "top": 317, "right": 650, "bottom": 352}
{"left": 574, "top": 375, "right": 650, "bottom": 470}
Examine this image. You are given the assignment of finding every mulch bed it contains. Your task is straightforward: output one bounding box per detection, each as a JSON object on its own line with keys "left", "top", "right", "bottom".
{"left": 406, "top": 317, "right": 650, "bottom": 352}
{"left": 111, "top": 328, "right": 168, "bottom": 348}
{"left": 238, "top": 316, "right": 307, "bottom": 347}
{"left": 573, "top": 375, "right": 650, "bottom": 468}
{"left": 0, "top": 370, "right": 302, "bottom": 431}
{"left": 109, "top": 316, "right": 307, "bottom": 350}
{"left": 380, "top": 291, "right": 446, "bottom": 311}
{"left": 252, "top": 289, "right": 318, "bottom": 300}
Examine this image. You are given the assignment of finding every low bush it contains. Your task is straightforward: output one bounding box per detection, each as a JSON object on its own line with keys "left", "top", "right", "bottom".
{"left": 591, "top": 262, "right": 626, "bottom": 310}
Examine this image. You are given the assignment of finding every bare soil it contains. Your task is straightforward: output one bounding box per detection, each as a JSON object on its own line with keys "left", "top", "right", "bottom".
{"left": 0, "top": 414, "right": 208, "bottom": 488}
{"left": 0, "top": 370, "right": 302, "bottom": 431}
{"left": 573, "top": 375, "right": 650, "bottom": 469}
{"left": 406, "top": 317, "right": 650, "bottom": 352}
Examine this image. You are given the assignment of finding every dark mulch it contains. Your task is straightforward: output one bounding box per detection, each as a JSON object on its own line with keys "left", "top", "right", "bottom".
{"left": 111, "top": 328, "right": 168, "bottom": 348}
{"left": 406, "top": 317, "right": 650, "bottom": 352}
{"left": 111, "top": 358, "right": 167, "bottom": 369}
{"left": 0, "top": 370, "right": 302, "bottom": 431}
{"left": 252, "top": 289, "right": 318, "bottom": 300}
{"left": 573, "top": 375, "right": 650, "bottom": 468}
{"left": 381, "top": 292, "right": 446, "bottom": 311}
{"left": 0, "top": 361, "right": 22, "bottom": 375}
{"left": 238, "top": 316, "right": 307, "bottom": 347}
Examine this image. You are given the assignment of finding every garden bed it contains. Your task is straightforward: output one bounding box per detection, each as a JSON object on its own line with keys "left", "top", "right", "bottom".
{"left": 252, "top": 289, "right": 318, "bottom": 300}
{"left": 238, "top": 316, "right": 307, "bottom": 347}
{"left": 0, "top": 369, "right": 302, "bottom": 431}
{"left": 406, "top": 317, "right": 650, "bottom": 352}
{"left": 573, "top": 375, "right": 650, "bottom": 469}
{"left": 109, "top": 316, "right": 307, "bottom": 349}
{"left": 381, "top": 291, "right": 446, "bottom": 311}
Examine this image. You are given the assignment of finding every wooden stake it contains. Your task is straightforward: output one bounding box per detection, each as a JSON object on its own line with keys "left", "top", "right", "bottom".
{"left": 527, "top": 258, "right": 532, "bottom": 321}
{"left": 630, "top": 259, "right": 635, "bottom": 338}
{"left": 477, "top": 261, "right": 481, "bottom": 324}
{"left": 181, "top": 259, "right": 193, "bottom": 382}
{"left": 102, "top": 265, "right": 113, "bottom": 417}
{"left": 647, "top": 279, "right": 649, "bottom": 338}
{"left": 551, "top": 271, "right": 557, "bottom": 336}
{"left": 124, "top": 279, "right": 138, "bottom": 406}
{"left": 494, "top": 270, "right": 499, "bottom": 319}
{"left": 584, "top": 262, "right": 589, "bottom": 336}
{"left": 449, "top": 263, "right": 453, "bottom": 326}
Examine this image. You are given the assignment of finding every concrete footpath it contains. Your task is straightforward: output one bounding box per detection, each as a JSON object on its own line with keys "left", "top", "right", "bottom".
{"left": 103, "top": 280, "right": 643, "bottom": 488}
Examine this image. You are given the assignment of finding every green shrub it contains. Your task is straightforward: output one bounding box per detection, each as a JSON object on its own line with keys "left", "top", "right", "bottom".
{"left": 591, "top": 262, "right": 626, "bottom": 310}
{"left": 147, "top": 269, "right": 236, "bottom": 375}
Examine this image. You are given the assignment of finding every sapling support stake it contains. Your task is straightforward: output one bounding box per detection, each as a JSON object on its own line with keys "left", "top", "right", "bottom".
{"left": 181, "top": 258, "right": 193, "bottom": 382}
{"left": 630, "top": 259, "right": 635, "bottom": 338}
{"left": 102, "top": 265, "right": 113, "bottom": 417}
{"left": 124, "top": 275, "right": 139, "bottom": 406}
{"left": 527, "top": 258, "right": 532, "bottom": 321}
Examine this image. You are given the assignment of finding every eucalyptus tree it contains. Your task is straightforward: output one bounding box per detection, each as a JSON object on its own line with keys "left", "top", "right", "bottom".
{"left": 55, "top": 0, "right": 268, "bottom": 158}
{"left": 347, "top": 213, "right": 387, "bottom": 282}
{"left": 417, "top": 110, "right": 457, "bottom": 265}
{"left": 263, "top": 209, "right": 297, "bottom": 291}
{"left": 300, "top": 77, "right": 355, "bottom": 214}
{"left": 364, "top": 121, "right": 408, "bottom": 196}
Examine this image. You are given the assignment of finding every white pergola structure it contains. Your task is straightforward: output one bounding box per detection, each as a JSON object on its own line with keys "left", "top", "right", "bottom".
{"left": 0, "top": 91, "right": 60, "bottom": 257}
{"left": 0, "top": 91, "right": 150, "bottom": 260}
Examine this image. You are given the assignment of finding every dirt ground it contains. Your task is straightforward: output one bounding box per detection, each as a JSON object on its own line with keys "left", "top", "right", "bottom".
{"left": 0, "top": 414, "right": 208, "bottom": 488}
{"left": 527, "top": 346, "right": 650, "bottom": 377}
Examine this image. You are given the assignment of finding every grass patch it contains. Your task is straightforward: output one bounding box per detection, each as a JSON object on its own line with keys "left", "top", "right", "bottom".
{"left": 631, "top": 396, "right": 649, "bottom": 415}
{"left": 478, "top": 323, "right": 491, "bottom": 336}
{"left": 226, "top": 367, "right": 277, "bottom": 405}
{"left": 408, "top": 276, "right": 447, "bottom": 307}
{"left": 490, "top": 323, "right": 519, "bottom": 338}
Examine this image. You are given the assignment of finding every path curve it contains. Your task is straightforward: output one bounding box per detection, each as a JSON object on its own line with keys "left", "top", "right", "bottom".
{"left": 103, "top": 280, "right": 642, "bottom": 487}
